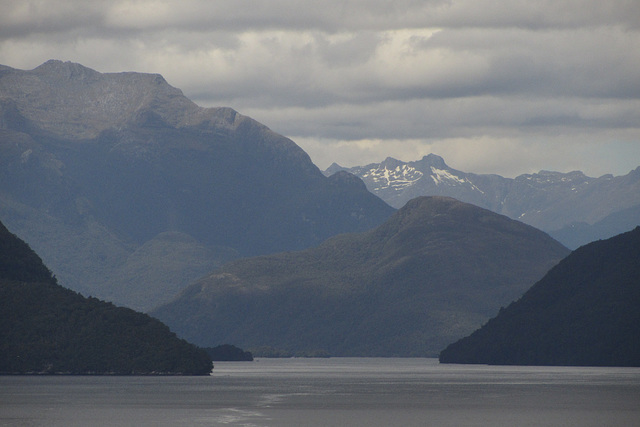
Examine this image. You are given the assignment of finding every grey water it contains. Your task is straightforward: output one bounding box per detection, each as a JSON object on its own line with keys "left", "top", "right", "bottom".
{"left": 1, "top": 358, "right": 639, "bottom": 426}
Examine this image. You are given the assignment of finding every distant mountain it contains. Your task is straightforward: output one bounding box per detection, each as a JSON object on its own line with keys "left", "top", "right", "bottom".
{"left": 0, "top": 60, "right": 394, "bottom": 310}
{"left": 325, "top": 155, "right": 640, "bottom": 248}
{"left": 0, "top": 220, "right": 212, "bottom": 375}
{"left": 439, "top": 227, "right": 640, "bottom": 367}
{"left": 549, "top": 203, "right": 640, "bottom": 249}
{"left": 152, "top": 197, "right": 569, "bottom": 357}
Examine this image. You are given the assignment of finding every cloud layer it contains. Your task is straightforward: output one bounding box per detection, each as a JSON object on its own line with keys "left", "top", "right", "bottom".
{"left": 1, "top": 0, "right": 639, "bottom": 176}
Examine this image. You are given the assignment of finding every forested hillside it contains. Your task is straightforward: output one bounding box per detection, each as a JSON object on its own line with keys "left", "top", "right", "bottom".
{"left": 153, "top": 197, "right": 569, "bottom": 356}
{"left": 440, "top": 227, "right": 640, "bottom": 366}
{"left": 0, "top": 221, "right": 212, "bottom": 374}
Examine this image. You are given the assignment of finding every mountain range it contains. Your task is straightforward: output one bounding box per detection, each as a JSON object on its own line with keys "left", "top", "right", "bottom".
{"left": 325, "top": 155, "right": 640, "bottom": 249}
{"left": 152, "top": 196, "right": 569, "bottom": 357}
{"left": 4, "top": 59, "right": 628, "bottom": 364}
{"left": 0, "top": 219, "right": 212, "bottom": 374}
{"left": 439, "top": 226, "right": 640, "bottom": 366}
{"left": 0, "top": 60, "right": 394, "bottom": 311}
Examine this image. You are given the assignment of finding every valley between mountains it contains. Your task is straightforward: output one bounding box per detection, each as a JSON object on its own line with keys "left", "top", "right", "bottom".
{"left": 1, "top": 60, "right": 639, "bottom": 364}
{"left": 152, "top": 196, "right": 568, "bottom": 356}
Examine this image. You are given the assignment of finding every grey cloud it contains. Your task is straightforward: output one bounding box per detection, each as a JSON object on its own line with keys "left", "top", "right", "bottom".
{"left": 5, "top": 1, "right": 638, "bottom": 39}
{"left": 108, "top": 1, "right": 640, "bottom": 32}
{"left": 410, "top": 27, "right": 640, "bottom": 99}
{"left": 100, "top": 1, "right": 448, "bottom": 33}
{"left": 1, "top": 0, "right": 638, "bottom": 178}
{"left": 425, "top": 0, "right": 640, "bottom": 30}
{"left": 182, "top": 24, "right": 640, "bottom": 112}
{"left": 313, "top": 32, "right": 383, "bottom": 67}
{"left": 0, "top": 1, "right": 103, "bottom": 38}
{"left": 241, "top": 96, "right": 640, "bottom": 142}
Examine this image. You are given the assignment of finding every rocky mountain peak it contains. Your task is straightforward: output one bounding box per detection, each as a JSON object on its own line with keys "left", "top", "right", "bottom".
{"left": 379, "top": 156, "right": 405, "bottom": 169}
{"left": 418, "top": 153, "right": 448, "bottom": 169}
{"left": 0, "top": 60, "right": 196, "bottom": 139}
{"left": 324, "top": 162, "right": 345, "bottom": 176}
{"left": 33, "top": 59, "right": 101, "bottom": 81}
{"left": 326, "top": 170, "right": 368, "bottom": 191}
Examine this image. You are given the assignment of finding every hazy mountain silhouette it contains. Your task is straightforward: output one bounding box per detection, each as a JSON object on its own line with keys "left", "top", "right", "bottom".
{"left": 0, "top": 60, "right": 394, "bottom": 310}
{"left": 549, "top": 203, "right": 640, "bottom": 249}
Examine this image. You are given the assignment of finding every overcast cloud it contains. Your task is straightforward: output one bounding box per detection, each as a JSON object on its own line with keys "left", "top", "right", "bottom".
{"left": 1, "top": 0, "right": 639, "bottom": 177}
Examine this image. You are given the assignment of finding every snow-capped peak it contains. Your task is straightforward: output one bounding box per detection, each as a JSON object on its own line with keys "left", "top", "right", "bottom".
{"left": 362, "top": 163, "right": 423, "bottom": 191}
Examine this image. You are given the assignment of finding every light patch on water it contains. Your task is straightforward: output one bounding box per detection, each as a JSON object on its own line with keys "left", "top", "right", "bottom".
{"left": 194, "top": 408, "right": 268, "bottom": 426}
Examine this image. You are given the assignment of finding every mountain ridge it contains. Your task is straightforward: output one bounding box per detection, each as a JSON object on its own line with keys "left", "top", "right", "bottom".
{"left": 152, "top": 196, "right": 569, "bottom": 357}
{"left": 325, "top": 155, "right": 640, "bottom": 247}
{"left": 0, "top": 60, "right": 395, "bottom": 310}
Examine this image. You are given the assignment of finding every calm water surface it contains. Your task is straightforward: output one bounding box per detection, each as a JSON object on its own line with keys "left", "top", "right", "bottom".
{"left": 1, "top": 358, "right": 639, "bottom": 426}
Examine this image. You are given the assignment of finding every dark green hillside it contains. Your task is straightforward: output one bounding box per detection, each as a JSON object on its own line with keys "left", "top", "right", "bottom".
{"left": 204, "top": 344, "right": 254, "bottom": 361}
{"left": 153, "top": 196, "right": 569, "bottom": 356}
{"left": 0, "top": 221, "right": 212, "bottom": 374}
{"left": 439, "top": 227, "right": 640, "bottom": 366}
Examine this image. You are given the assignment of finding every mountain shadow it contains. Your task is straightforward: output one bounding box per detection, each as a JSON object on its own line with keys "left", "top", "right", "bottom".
{"left": 152, "top": 196, "right": 569, "bottom": 357}
{"left": 439, "top": 226, "right": 640, "bottom": 366}
{"left": 0, "top": 220, "right": 212, "bottom": 375}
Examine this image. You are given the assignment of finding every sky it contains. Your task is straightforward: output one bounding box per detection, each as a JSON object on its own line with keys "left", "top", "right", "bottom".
{"left": 1, "top": 0, "right": 639, "bottom": 178}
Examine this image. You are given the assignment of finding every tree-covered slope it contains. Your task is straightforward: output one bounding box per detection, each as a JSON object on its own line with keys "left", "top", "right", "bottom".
{"left": 153, "top": 196, "right": 569, "bottom": 356}
{"left": 0, "top": 221, "right": 212, "bottom": 374}
{"left": 439, "top": 227, "right": 640, "bottom": 366}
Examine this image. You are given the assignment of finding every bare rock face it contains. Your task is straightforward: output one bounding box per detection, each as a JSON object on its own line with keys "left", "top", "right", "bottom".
{"left": 1, "top": 60, "right": 178, "bottom": 138}
{"left": 0, "top": 60, "right": 273, "bottom": 139}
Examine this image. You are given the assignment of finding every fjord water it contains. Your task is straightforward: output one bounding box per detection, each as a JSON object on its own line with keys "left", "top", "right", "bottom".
{"left": 2, "top": 358, "right": 639, "bottom": 426}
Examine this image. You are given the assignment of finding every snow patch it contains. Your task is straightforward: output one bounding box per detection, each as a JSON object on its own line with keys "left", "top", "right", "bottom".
{"left": 363, "top": 164, "right": 423, "bottom": 191}
{"left": 430, "top": 167, "right": 484, "bottom": 193}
